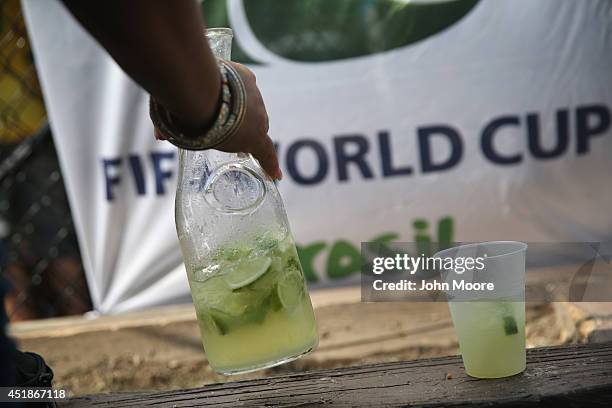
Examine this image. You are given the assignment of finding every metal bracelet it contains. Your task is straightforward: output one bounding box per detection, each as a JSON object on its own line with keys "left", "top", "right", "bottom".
{"left": 207, "top": 59, "right": 247, "bottom": 148}
{"left": 149, "top": 59, "right": 247, "bottom": 150}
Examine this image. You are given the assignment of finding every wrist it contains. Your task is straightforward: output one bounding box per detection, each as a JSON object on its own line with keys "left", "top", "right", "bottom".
{"left": 168, "top": 70, "right": 222, "bottom": 137}
{"left": 150, "top": 59, "right": 246, "bottom": 150}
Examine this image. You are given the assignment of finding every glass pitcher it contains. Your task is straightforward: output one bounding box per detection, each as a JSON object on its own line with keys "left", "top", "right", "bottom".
{"left": 175, "top": 28, "right": 318, "bottom": 375}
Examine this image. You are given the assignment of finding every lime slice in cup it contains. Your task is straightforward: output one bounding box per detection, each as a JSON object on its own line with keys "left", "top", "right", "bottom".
{"left": 223, "top": 257, "right": 272, "bottom": 290}
{"left": 503, "top": 315, "right": 519, "bottom": 335}
{"left": 499, "top": 302, "right": 519, "bottom": 335}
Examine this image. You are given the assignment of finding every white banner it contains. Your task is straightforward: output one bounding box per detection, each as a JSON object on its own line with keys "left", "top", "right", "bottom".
{"left": 22, "top": 0, "right": 612, "bottom": 313}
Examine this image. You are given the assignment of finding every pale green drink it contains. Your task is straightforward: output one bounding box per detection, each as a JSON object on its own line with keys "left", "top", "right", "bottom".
{"left": 188, "top": 234, "right": 318, "bottom": 375}
{"left": 434, "top": 241, "right": 528, "bottom": 379}
{"left": 449, "top": 301, "right": 525, "bottom": 378}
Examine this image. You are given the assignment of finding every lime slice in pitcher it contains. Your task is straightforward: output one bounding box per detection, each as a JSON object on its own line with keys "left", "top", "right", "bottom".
{"left": 277, "top": 272, "right": 305, "bottom": 311}
{"left": 196, "top": 307, "right": 222, "bottom": 335}
{"left": 224, "top": 257, "right": 271, "bottom": 290}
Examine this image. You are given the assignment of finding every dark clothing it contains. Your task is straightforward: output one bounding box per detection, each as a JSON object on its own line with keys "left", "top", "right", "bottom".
{"left": 0, "top": 277, "right": 16, "bottom": 386}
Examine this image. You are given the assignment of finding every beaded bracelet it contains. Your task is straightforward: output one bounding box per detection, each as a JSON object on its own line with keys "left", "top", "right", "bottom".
{"left": 149, "top": 59, "right": 247, "bottom": 150}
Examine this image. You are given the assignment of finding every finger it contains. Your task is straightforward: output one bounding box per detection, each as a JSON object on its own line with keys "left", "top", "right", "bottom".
{"left": 251, "top": 134, "right": 282, "bottom": 180}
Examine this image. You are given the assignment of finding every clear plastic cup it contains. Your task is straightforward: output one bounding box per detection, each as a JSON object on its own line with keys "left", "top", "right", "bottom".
{"left": 434, "top": 241, "right": 527, "bottom": 378}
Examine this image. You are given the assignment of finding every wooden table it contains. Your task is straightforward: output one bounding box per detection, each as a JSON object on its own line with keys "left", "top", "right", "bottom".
{"left": 66, "top": 342, "right": 612, "bottom": 407}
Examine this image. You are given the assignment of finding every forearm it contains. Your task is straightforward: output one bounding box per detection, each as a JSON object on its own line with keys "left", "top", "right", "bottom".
{"left": 61, "top": 0, "right": 220, "bottom": 129}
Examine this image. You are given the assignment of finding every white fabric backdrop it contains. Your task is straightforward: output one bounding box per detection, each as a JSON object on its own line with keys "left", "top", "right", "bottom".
{"left": 22, "top": 0, "right": 612, "bottom": 313}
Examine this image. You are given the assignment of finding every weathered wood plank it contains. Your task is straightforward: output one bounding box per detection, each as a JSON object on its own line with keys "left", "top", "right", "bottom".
{"left": 64, "top": 342, "right": 612, "bottom": 407}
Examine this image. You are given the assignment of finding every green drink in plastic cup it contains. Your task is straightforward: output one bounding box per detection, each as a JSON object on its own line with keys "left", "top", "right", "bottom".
{"left": 434, "top": 241, "right": 527, "bottom": 378}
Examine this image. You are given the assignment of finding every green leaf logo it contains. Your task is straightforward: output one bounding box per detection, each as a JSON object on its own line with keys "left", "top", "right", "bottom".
{"left": 202, "top": 0, "right": 479, "bottom": 64}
